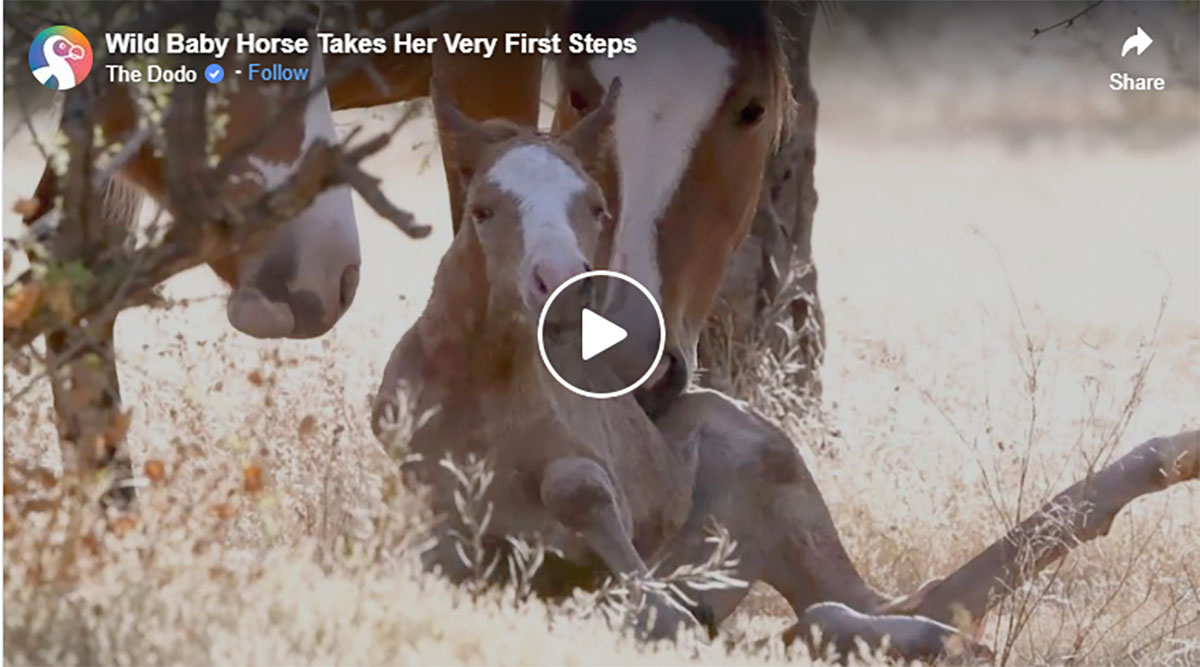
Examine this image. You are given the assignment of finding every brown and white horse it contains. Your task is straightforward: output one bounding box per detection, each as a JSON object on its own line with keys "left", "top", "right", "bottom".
{"left": 9, "top": 2, "right": 555, "bottom": 492}
{"left": 10, "top": 13, "right": 360, "bottom": 487}
{"left": 20, "top": 26, "right": 360, "bottom": 340}
{"left": 337, "top": 4, "right": 791, "bottom": 418}
{"left": 371, "top": 77, "right": 982, "bottom": 662}
{"left": 553, "top": 2, "right": 790, "bottom": 414}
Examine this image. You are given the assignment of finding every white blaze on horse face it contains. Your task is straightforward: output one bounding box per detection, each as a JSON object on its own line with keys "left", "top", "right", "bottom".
{"left": 228, "top": 51, "right": 360, "bottom": 338}
{"left": 486, "top": 144, "right": 588, "bottom": 311}
{"left": 589, "top": 19, "right": 734, "bottom": 305}
{"left": 242, "top": 50, "right": 356, "bottom": 264}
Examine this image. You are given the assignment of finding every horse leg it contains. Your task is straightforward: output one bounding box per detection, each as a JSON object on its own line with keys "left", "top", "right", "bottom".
{"left": 653, "top": 390, "right": 972, "bottom": 660}
{"left": 46, "top": 318, "right": 135, "bottom": 507}
{"left": 541, "top": 456, "right": 698, "bottom": 640}
{"left": 29, "top": 165, "right": 143, "bottom": 507}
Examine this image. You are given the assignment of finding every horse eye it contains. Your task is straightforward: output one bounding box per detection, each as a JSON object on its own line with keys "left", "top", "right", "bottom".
{"left": 471, "top": 205, "right": 493, "bottom": 224}
{"left": 737, "top": 100, "right": 766, "bottom": 127}
{"left": 592, "top": 205, "right": 611, "bottom": 226}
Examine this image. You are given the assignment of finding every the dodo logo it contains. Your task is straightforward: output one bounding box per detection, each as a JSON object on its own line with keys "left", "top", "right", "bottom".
{"left": 29, "top": 26, "right": 93, "bottom": 91}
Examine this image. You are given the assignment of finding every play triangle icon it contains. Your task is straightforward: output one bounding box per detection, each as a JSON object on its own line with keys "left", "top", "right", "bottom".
{"left": 581, "top": 308, "right": 628, "bottom": 361}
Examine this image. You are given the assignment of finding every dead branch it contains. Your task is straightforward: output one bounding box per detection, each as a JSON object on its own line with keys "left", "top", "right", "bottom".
{"left": 3, "top": 1, "right": 436, "bottom": 355}
{"left": 1031, "top": 1, "right": 1105, "bottom": 38}
{"left": 337, "top": 145, "right": 419, "bottom": 236}
{"left": 334, "top": 105, "right": 433, "bottom": 238}
{"left": 2, "top": 131, "right": 414, "bottom": 351}
{"left": 211, "top": 2, "right": 451, "bottom": 184}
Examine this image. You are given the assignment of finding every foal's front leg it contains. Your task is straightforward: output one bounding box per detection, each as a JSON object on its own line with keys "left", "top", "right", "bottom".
{"left": 540, "top": 457, "right": 698, "bottom": 640}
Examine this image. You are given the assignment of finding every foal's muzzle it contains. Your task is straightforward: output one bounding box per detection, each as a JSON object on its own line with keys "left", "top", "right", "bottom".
{"left": 541, "top": 274, "right": 595, "bottom": 336}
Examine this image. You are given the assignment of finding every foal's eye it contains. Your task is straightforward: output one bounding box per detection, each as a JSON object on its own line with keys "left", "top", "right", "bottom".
{"left": 471, "top": 205, "right": 493, "bottom": 224}
{"left": 736, "top": 100, "right": 766, "bottom": 127}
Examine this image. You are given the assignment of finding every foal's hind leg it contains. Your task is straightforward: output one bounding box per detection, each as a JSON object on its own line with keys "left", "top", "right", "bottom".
{"left": 653, "top": 391, "right": 886, "bottom": 613}
{"left": 653, "top": 390, "right": 968, "bottom": 659}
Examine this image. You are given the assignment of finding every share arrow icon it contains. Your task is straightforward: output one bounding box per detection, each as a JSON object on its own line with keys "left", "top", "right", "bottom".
{"left": 1121, "top": 27, "right": 1153, "bottom": 57}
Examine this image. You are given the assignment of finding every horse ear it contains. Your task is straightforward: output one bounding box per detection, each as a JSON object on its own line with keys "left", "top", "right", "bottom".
{"left": 430, "top": 78, "right": 491, "bottom": 188}
{"left": 561, "top": 77, "right": 621, "bottom": 170}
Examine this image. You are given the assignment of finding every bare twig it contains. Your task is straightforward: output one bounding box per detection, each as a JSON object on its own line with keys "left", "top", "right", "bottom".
{"left": 334, "top": 107, "right": 432, "bottom": 239}
{"left": 212, "top": 3, "right": 452, "bottom": 184}
{"left": 3, "top": 131, "right": 400, "bottom": 350}
{"left": 1031, "top": 1, "right": 1105, "bottom": 38}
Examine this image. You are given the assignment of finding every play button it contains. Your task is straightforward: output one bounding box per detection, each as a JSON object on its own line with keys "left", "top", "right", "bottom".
{"left": 581, "top": 308, "right": 627, "bottom": 361}
{"left": 537, "top": 270, "right": 664, "bottom": 399}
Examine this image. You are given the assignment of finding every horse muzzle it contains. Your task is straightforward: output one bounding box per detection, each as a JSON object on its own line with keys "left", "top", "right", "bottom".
{"left": 227, "top": 263, "right": 360, "bottom": 339}
{"left": 635, "top": 347, "right": 688, "bottom": 418}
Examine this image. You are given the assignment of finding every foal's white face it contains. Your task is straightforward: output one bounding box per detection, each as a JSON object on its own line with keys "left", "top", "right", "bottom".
{"left": 434, "top": 80, "right": 619, "bottom": 324}
{"left": 469, "top": 140, "right": 607, "bottom": 317}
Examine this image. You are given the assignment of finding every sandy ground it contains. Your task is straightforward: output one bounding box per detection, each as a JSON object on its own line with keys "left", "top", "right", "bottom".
{"left": 4, "top": 8, "right": 1199, "bottom": 662}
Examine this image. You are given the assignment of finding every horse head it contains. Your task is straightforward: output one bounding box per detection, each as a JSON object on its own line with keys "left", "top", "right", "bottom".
{"left": 555, "top": 3, "right": 788, "bottom": 414}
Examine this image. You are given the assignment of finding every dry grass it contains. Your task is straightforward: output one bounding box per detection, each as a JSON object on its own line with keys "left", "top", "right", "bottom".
{"left": 5, "top": 18, "right": 1199, "bottom": 664}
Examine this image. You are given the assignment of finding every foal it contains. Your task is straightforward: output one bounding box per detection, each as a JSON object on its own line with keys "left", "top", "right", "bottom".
{"left": 372, "top": 82, "right": 699, "bottom": 635}
{"left": 372, "top": 85, "right": 976, "bottom": 658}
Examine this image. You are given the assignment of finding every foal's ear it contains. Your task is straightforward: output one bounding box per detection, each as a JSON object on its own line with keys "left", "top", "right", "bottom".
{"left": 561, "top": 77, "right": 621, "bottom": 170}
{"left": 430, "top": 79, "right": 492, "bottom": 188}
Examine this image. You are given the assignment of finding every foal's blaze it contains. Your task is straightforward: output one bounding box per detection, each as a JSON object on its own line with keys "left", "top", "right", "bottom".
{"left": 24, "top": 22, "right": 359, "bottom": 339}
{"left": 434, "top": 82, "right": 619, "bottom": 318}
{"left": 371, "top": 82, "right": 618, "bottom": 438}
{"left": 555, "top": 3, "right": 787, "bottom": 412}
{"left": 487, "top": 144, "right": 593, "bottom": 313}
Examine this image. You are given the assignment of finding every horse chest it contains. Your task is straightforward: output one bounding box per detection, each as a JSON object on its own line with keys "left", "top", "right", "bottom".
{"left": 409, "top": 388, "right": 695, "bottom": 560}
{"left": 547, "top": 390, "right": 699, "bottom": 545}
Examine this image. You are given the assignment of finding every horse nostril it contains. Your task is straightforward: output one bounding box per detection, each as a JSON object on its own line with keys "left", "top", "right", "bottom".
{"left": 533, "top": 266, "right": 549, "bottom": 296}
{"left": 340, "top": 264, "right": 361, "bottom": 312}
{"left": 582, "top": 261, "right": 592, "bottom": 273}
{"left": 635, "top": 349, "right": 688, "bottom": 418}
{"left": 577, "top": 276, "right": 595, "bottom": 303}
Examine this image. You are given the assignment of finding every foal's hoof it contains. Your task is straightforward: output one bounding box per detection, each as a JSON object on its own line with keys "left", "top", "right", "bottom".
{"left": 789, "top": 602, "right": 993, "bottom": 664}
